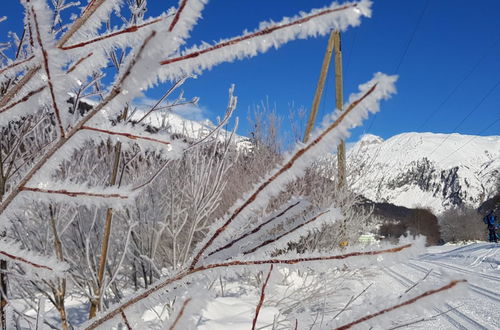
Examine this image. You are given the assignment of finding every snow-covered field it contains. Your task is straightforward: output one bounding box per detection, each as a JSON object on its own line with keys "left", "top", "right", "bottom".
{"left": 382, "top": 242, "right": 500, "bottom": 329}
{"left": 21, "top": 242, "right": 500, "bottom": 329}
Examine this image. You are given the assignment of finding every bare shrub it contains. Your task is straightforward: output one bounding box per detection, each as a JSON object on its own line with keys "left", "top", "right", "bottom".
{"left": 439, "top": 208, "right": 484, "bottom": 242}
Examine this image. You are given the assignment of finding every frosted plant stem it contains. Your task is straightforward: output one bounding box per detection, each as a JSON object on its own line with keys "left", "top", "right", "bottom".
{"left": 31, "top": 7, "right": 66, "bottom": 138}
{"left": 84, "top": 243, "right": 413, "bottom": 329}
{"left": 0, "top": 31, "right": 156, "bottom": 218}
{"left": 89, "top": 103, "right": 128, "bottom": 319}
{"left": 160, "top": 4, "right": 358, "bottom": 66}
{"left": 334, "top": 280, "right": 467, "bottom": 330}
{"left": 252, "top": 265, "right": 273, "bottom": 330}
{"left": 168, "top": 298, "right": 192, "bottom": 330}
{"left": 189, "top": 83, "right": 378, "bottom": 270}
{"left": 56, "top": 0, "right": 108, "bottom": 48}
{"left": 0, "top": 66, "right": 40, "bottom": 109}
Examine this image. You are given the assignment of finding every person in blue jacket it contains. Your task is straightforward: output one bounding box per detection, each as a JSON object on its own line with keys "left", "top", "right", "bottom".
{"left": 483, "top": 210, "right": 498, "bottom": 243}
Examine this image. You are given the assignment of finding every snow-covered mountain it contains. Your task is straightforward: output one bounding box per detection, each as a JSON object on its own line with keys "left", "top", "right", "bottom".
{"left": 346, "top": 132, "right": 500, "bottom": 214}
{"left": 133, "top": 110, "right": 252, "bottom": 149}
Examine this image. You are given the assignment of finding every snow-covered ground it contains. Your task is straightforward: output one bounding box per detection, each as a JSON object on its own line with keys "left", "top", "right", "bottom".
{"left": 381, "top": 242, "right": 500, "bottom": 329}
{"left": 19, "top": 242, "right": 500, "bottom": 329}
{"left": 195, "top": 242, "right": 500, "bottom": 329}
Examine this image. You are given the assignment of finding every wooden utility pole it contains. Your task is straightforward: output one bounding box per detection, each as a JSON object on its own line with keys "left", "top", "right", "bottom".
{"left": 303, "top": 31, "right": 336, "bottom": 143}
{"left": 303, "top": 30, "right": 347, "bottom": 187}
{"left": 333, "top": 31, "right": 346, "bottom": 188}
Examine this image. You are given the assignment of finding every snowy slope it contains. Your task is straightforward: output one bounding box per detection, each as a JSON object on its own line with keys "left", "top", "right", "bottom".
{"left": 346, "top": 132, "right": 500, "bottom": 214}
{"left": 132, "top": 110, "right": 252, "bottom": 149}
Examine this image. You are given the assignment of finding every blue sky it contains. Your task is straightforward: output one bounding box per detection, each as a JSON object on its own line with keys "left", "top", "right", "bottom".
{"left": 2, "top": 0, "right": 500, "bottom": 144}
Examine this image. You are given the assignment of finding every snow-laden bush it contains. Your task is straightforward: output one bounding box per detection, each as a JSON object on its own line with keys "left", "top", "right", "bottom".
{"left": 0, "top": 0, "right": 467, "bottom": 329}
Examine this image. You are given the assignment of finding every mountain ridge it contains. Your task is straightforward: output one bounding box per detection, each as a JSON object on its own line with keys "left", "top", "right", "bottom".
{"left": 346, "top": 132, "right": 500, "bottom": 214}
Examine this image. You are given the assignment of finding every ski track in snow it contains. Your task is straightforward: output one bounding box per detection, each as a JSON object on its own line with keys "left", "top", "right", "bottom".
{"left": 417, "top": 257, "right": 500, "bottom": 283}
{"left": 405, "top": 261, "right": 500, "bottom": 304}
{"left": 381, "top": 242, "right": 500, "bottom": 329}
{"left": 12, "top": 242, "right": 500, "bottom": 329}
{"left": 383, "top": 263, "right": 489, "bottom": 330}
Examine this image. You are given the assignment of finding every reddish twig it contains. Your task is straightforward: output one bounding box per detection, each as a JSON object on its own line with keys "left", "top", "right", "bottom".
{"left": 208, "top": 201, "right": 303, "bottom": 257}
{"left": 0, "top": 86, "right": 46, "bottom": 115}
{"left": 83, "top": 243, "right": 413, "bottom": 329}
{"left": 242, "top": 210, "right": 330, "bottom": 255}
{"left": 60, "top": 17, "right": 163, "bottom": 51}
{"left": 206, "top": 244, "right": 412, "bottom": 269}
{"left": 160, "top": 4, "right": 356, "bottom": 66}
{"left": 168, "top": 298, "right": 192, "bottom": 330}
{"left": 0, "top": 251, "right": 52, "bottom": 271}
{"left": 189, "top": 83, "right": 377, "bottom": 270}
{"left": 252, "top": 265, "right": 273, "bottom": 330}
{"left": 334, "top": 279, "right": 467, "bottom": 330}
{"left": 21, "top": 186, "right": 128, "bottom": 199}
{"left": 66, "top": 52, "right": 94, "bottom": 73}
{"left": 168, "top": 0, "right": 188, "bottom": 32}
{"left": 0, "top": 55, "right": 35, "bottom": 75}
{"left": 120, "top": 309, "right": 132, "bottom": 330}
{"left": 81, "top": 126, "right": 171, "bottom": 146}
{"left": 82, "top": 0, "right": 99, "bottom": 15}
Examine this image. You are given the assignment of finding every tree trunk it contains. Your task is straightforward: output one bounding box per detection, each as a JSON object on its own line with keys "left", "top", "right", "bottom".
{"left": 89, "top": 142, "right": 122, "bottom": 319}
{"left": 0, "top": 260, "right": 7, "bottom": 330}
{"left": 50, "top": 205, "right": 68, "bottom": 330}
{"left": 88, "top": 107, "right": 128, "bottom": 319}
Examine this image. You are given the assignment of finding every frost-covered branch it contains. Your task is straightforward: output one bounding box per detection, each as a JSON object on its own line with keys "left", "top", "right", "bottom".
{"left": 82, "top": 242, "right": 417, "bottom": 329}
{"left": 252, "top": 265, "right": 273, "bottom": 330}
{"left": 158, "top": 1, "right": 370, "bottom": 82}
{"left": 56, "top": 0, "right": 108, "bottom": 47}
{"left": 335, "top": 280, "right": 467, "bottom": 330}
{"left": 81, "top": 126, "right": 172, "bottom": 147}
{"left": 60, "top": 16, "right": 165, "bottom": 51}
{"left": 20, "top": 186, "right": 129, "bottom": 200}
{"left": 190, "top": 73, "right": 396, "bottom": 269}
{"left": 167, "top": 298, "right": 191, "bottom": 330}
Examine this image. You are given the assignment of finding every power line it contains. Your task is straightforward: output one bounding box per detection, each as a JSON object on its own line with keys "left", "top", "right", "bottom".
{"left": 378, "top": 33, "right": 500, "bottom": 180}
{"left": 418, "top": 35, "right": 500, "bottom": 131}
{"left": 365, "top": 0, "right": 429, "bottom": 135}
{"left": 395, "top": 0, "right": 430, "bottom": 74}
{"left": 427, "top": 77, "right": 500, "bottom": 157}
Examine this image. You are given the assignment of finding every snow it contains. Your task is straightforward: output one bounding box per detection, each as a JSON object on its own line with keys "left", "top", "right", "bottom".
{"left": 345, "top": 132, "right": 500, "bottom": 213}
{"left": 358, "top": 133, "right": 384, "bottom": 146}
{"left": 382, "top": 242, "right": 500, "bottom": 329}
{"left": 12, "top": 241, "right": 500, "bottom": 329}
{"left": 199, "top": 297, "right": 280, "bottom": 330}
